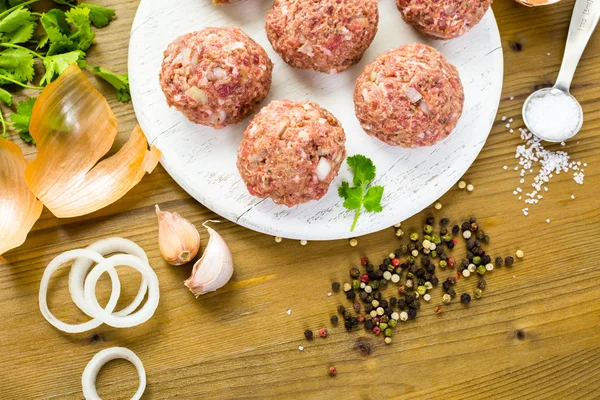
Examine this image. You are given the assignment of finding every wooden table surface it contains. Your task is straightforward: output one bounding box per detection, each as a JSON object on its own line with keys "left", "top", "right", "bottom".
{"left": 1, "top": 0, "right": 600, "bottom": 399}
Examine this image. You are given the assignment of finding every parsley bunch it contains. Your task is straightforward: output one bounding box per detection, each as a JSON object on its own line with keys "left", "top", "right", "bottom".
{"left": 0, "top": 0, "right": 130, "bottom": 143}
{"left": 338, "top": 155, "right": 384, "bottom": 232}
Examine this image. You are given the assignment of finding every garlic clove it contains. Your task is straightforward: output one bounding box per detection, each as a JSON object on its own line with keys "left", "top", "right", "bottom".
{"left": 184, "top": 223, "right": 233, "bottom": 297}
{"left": 155, "top": 205, "right": 200, "bottom": 266}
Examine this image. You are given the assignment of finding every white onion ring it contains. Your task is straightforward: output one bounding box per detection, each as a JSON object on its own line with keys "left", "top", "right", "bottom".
{"left": 39, "top": 249, "right": 121, "bottom": 333}
{"left": 70, "top": 238, "right": 149, "bottom": 318}
{"left": 84, "top": 254, "right": 159, "bottom": 328}
{"left": 82, "top": 347, "right": 146, "bottom": 400}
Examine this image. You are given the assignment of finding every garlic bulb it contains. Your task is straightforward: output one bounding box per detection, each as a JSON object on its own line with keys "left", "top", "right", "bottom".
{"left": 184, "top": 222, "right": 233, "bottom": 297}
{"left": 155, "top": 205, "right": 200, "bottom": 265}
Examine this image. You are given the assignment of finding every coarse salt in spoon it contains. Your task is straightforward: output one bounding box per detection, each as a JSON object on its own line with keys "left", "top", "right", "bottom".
{"left": 522, "top": 0, "right": 599, "bottom": 142}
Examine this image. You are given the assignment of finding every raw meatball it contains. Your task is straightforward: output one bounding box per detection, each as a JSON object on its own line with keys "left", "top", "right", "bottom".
{"left": 265, "top": 0, "right": 379, "bottom": 74}
{"left": 237, "top": 100, "right": 346, "bottom": 206}
{"left": 159, "top": 27, "right": 273, "bottom": 129}
{"left": 397, "top": 0, "right": 492, "bottom": 40}
{"left": 213, "top": 0, "right": 241, "bottom": 4}
{"left": 354, "top": 43, "right": 464, "bottom": 148}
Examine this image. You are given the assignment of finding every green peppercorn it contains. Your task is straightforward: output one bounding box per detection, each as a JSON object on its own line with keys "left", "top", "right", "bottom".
{"left": 409, "top": 232, "right": 419, "bottom": 241}
{"left": 473, "top": 256, "right": 482, "bottom": 265}
{"left": 439, "top": 260, "right": 447, "bottom": 268}
{"left": 400, "top": 244, "right": 408, "bottom": 253}
{"left": 417, "top": 286, "right": 426, "bottom": 295}
{"left": 474, "top": 289, "right": 483, "bottom": 299}
{"left": 408, "top": 255, "right": 415, "bottom": 264}
{"left": 352, "top": 280, "right": 360, "bottom": 290}
{"left": 379, "top": 322, "right": 388, "bottom": 331}
{"left": 476, "top": 265, "right": 486, "bottom": 275}
{"left": 443, "top": 234, "right": 452, "bottom": 243}
{"left": 371, "top": 280, "right": 379, "bottom": 290}
{"left": 423, "top": 225, "right": 433, "bottom": 234}
{"left": 384, "top": 328, "right": 393, "bottom": 337}
{"left": 388, "top": 319, "right": 397, "bottom": 328}
{"left": 432, "top": 235, "right": 441, "bottom": 245}
{"left": 423, "top": 234, "right": 432, "bottom": 241}
{"left": 430, "top": 250, "right": 438, "bottom": 258}
{"left": 379, "top": 279, "right": 388, "bottom": 288}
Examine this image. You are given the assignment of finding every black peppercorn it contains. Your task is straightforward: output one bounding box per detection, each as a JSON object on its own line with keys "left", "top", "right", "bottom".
{"left": 440, "top": 217, "right": 450, "bottom": 226}
{"left": 424, "top": 273, "right": 433, "bottom": 281}
{"left": 466, "top": 251, "right": 474, "bottom": 259}
{"left": 364, "top": 320, "right": 373, "bottom": 330}
{"left": 469, "top": 216, "right": 477, "bottom": 223}
{"left": 332, "top": 282, "right": 340, "bottom": 292}
{"left": 447, "top": 241, "right": 455, "bottom": 249}
{"left": 430, "top": 276, "right": 439, "bottom": 286}
{"left": 346, "top": 291, "right": 356, "bottom": 300}
{"left": 390, "top": 297, "right": 398, "bottom": 306}
{"left": 330, "top": 315, "right": 339, "bottom": 325}
{"left": 442, "top": 281, "right": 450, "bottom": 291}
{"left": 474, "top": 239, "right": 481, "bottom": 248}
{"left": 461, "top": 293, "right": 471, "bottom": 304}
{"left": 408, "top": 242, "right": 416, "bottom": 252}
{"left": 421, "top": 256, "right": 430, "bottom": 267}
{"left": 495, "top": 256, "right": 503, "bottom": 266}
{"left": 471, "top": 247, "right": 480, "bottom": 255}
{"left": 426, "top": 216, "right": 435, "bottom": 225}
{"left": 368, "top": 272, "right": 376, "bottom": 280}
{"left": 400, "top": 244, "right": 408, "bottom": 254}
{"left": 350, "top": 268, "right": 360, "bottom": 278}
{"left": 365, "top": 295, "right": 373, "bottom": 303}
{"left": 385, "top": 307, "right": 394, "bottom": 316}
{"left": 416, "top": 268, "right": 426, "bottom": 278}
{"left": 405, "top": 295, "right": 414, "bottom": 304}
{"left": 440, "top": 252, "right": 448, "bottom": 261}
{"left": 337, "top": 305, "right": 346, "bottom": 315}
{"left": 366, "top": 264, "right": 375, "bottom": 273}
{"left": 478, "top": 279, "right": 487, "bottom": 290}
{"left": 505, "top": 256, "right": 515, "bottom": 266}
{"left": 380, "top": 300, "right": 389, "bottom": 309}
{"left": 448, "top": 288, "right": 456, "bottom": 297}
{"left": 401, "top": 262, "right": 410, "bottom": 269}
{"left": 417, "top": 278, "right": 426, "bottom": 286}
{"left": 379, "top": 264, "right": 387, "bottom": 272}
{"left": 373, "top": 291, "right": 382, "bottom": 301}
{"left": 461, "top": 258, "right": 470, "bottom": 268}
{"left": 416, "top": 242, "right": 424, "bottom": 252}
{"left": 365, "top": 304, "right": 374, "bottom": 313}
{"left": 345, "top": 321, "right": 353, "bottom": 331}
{"left": 359, "top": 291, "right": 369, "bottom": 301}
{"left": 374, "top": 270, "right": 384, "bottom": 279}
{"left": 397, "top": 299, "right": 407, "bottom": 309}
{"left": 466, "top": 238, "right": 475, "bottom": 249}
{"left": 383, "top": 258, "right": 391, "bottom": 266}
{"left": 483, "top": 235, "right": 490, "bottom": 244}
{"left": 426, "top": 264, "right": 435, "bottom": 274}
{"left": 461, "top": 222, "right": 471, "bottom": 231}
{"left": 482, "top": 255, "right": 491, "bottom": 265}
{"left": 408, "top": 309, "right": 417, "bottom": 319}
{"left": 411, "top": 299, "right": 421, "bottom": 309}
{"left": 394, "top": 249, "right": 402, "bottom": 257}
{"left": 344, "top": 311, "right": 352, "bottom": 320}
{"left": 304, "top": 329, "right": 313, "bottom": 340}
{"left": 452, "top": 225, "right": 460, "bottom": 235}
{"left": 351, "top": 317, "right": 359, "bottom": 326}
{"left": 476, "top": 230, "right": 485, "bottom": 240}
{"left": 447, "top": 276, "right": 457, "bottom": 285}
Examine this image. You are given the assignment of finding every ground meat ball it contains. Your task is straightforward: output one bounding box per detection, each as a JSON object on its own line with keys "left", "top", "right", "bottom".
{"left": 213, "top": 0, "right": 241, "bottom": 4}
{"left": 237, "top": 100, "right": 346, "bottom": 206}
{"left": 159, "top": 27, "right": 273, "bottom": 129}
{"left": 265, "top": 0, "right": 379, "bottom": 74}
{"left": 354, "top": 43, "right": 464, "bottom": 148}
{"left": 397, "top": 0, "right": 492, "bottom": 40}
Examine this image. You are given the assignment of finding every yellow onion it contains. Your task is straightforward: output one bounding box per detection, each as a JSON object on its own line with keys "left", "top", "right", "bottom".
{"left": 515, "top": 0, "right": 560, "bottom": 6}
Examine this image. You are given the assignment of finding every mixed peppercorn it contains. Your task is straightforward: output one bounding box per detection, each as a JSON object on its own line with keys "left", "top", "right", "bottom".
{"left": 305, "top": 215, "right": 519, "bottom": 346}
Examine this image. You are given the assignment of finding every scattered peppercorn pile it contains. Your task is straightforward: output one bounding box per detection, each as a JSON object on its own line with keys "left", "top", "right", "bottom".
{"left": 304, "top": 216, "right": 520, "bottom": 345}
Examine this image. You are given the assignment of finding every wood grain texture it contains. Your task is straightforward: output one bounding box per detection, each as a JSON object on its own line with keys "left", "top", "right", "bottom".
{"left": 1, "top": 0, "right": 600, "bottom": 399}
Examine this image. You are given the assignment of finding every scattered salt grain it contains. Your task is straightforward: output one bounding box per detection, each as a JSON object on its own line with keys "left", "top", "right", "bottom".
{"left": 299, "top": 346, "right": 304, "bottom": 351}
{"left": 327, "top": 292, "right": 332, "bottom": 297}
{"left": 466, "top": 184, "right": 474, "bottom": 192}
{"left": 547, "top": 52, "right": 551, "bottom": 56}
{"left": 571, "top": 195, "right": 576, "bottom": 199}
{"left": 300, "top": 240, "right": 308, "bottom": 246}
{"left": 505, "top": 123, "right": 510, "bottom": 128}
{"left": 502, "top": 116, "right": 507, "bottom": 121}
{"left": 287, "top": 309, "right": 292, "bottom": 315}
{"left": 510, "top": 96, "right": 515, "bottom": 101}
{"left": 503, "top": 165, "right": 508, "bottom": 170}
{"left": 546, "top": 219, "right": 550, "bottom": 223}
{"left": 509, "top": 118, "right": 514, "bottom": 123}
{"left": 510, "top": 129, "right": 514, "bottom": 133}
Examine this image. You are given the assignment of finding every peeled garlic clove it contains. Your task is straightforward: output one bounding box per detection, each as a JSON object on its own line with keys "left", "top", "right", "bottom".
{"left": 155, "top": 205, "right": 200, "bottom": 265}
{"left": 184, "top": 223, "right": 233, "bottom": 296}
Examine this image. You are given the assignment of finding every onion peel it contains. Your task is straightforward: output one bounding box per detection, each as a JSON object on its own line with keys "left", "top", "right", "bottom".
{"left": 0, "top": 138, "right": 43, "bottom": 257}
{"left": 24, "top": 63, "right": 161, "bottom": 218}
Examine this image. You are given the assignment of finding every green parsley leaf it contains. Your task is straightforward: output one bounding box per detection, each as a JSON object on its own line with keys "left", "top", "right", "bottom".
{"left": 0, "top": 86, "right": 12, "bottom": 104}
{"left": 363, "top": 186, "right": 384, "bottom": 213}
{"left": 338, "top": 154, "right": 384, "bottom": 232}
{"left": 79, "top": 4, "right": 115, "bottom": 28}
{"left": 6, "top": 20, "right": 35, "bottom": 43}
{"left": 40, "top": 9, "right": 72, "bottom": 55}
{"left": 40, "top": 50, "right": 84, "bottom": 85}
{"left": 9, "top": 96, "right": 35, "bottom": 143}
{"left": 65, "top": 7, "right": 94, "bottom": 52}
{"left": 52, "top": 0, "right": 77, "bottom": 5}
{"left": 0, "top": 48, "right": 34, "bottom": 83}
{"left": 346, "top": 154, "right": 376, "bottom": 187}
{"left": 92, "top": 65, "right": 130, "bottom": 102}
{"left": 0, "top": 7, "right": 34, "bottom": 33}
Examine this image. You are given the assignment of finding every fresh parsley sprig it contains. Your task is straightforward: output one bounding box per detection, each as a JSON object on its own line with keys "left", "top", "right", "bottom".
{"left": 338, "top": 155, "right": 384, "bottom": 232}
{"left": 0, "top": 0, "right": 130, "bottom": 144}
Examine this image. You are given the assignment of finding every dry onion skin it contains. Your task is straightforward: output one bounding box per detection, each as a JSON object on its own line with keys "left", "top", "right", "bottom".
{"left": 515, "top": 0, "right": 560, "bottom": 6}
{"left": 25, "top": 63, "right": 161, "bottom": 218}
{"left": 82, "top": 347, "right": 146, "bottom": 400}
{"left": 0, "top": 138, "right": 43, "bottom": 260}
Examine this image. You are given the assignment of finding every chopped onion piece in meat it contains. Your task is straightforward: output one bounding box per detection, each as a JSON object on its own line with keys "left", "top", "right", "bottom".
{"left": 185, "top": 86, "right": 209, "bottom": 105}
{"left": 316, "top": 157, "right": 332, "bottom": 181}
{"left": 405, "top": 87, "right": 423, "bottom": 103}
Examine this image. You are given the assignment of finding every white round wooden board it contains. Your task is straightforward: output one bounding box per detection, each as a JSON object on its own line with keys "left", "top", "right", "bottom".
{"left": 128, "top": 0, "right": 503, "bottom": 241}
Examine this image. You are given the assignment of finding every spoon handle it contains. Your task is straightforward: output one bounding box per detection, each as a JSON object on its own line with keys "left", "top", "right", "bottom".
{"left": 555, "top": 0, "right": 600, "bottom": 92}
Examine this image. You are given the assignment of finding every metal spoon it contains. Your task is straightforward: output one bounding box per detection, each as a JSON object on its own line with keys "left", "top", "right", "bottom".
{"left": 522, "top": 0, "right": 599, "bottom": 142}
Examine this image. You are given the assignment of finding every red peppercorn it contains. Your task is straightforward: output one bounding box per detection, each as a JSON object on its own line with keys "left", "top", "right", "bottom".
{"left": 329, "top": 366, "right": 337, "bottom": 376}
{"left": 318, "top": 328, "right": 327, "bottom": 338}
{"left": 372, "top": 326, "right": 381, "bottom": 335}
{"left": 448, "top": 257, "right": 456, "bottom": 268}
{"left": 398, "top": 285, "right": 406, "bottom": 293}
{"left": 433, "top": 305, "right": 443, "bottom": 314}
{"left": 360, "top": 273, "right": 369, "bottom": 283}
{"left": 391, "top": 258, "right": 400, "bottom": 267}
{"left": 360, "top": 257, "right": 368, "bottom": 266}
{"left": 357, "top": 314, "right": 365, "bottom": 323}
{"left": 372, "top": 317, "right": 380, "bottom": 324}
{"left": 456, "top": 271, "right": 462, "bottom": 279}
{"left": 452, "top": 238, "right": 458, "bottom": 245}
